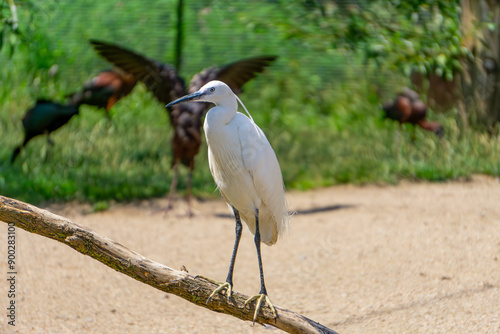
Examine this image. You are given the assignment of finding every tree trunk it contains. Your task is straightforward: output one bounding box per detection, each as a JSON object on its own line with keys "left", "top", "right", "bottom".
{"left": 460, "top": 0, "right": 500, "bottom": 132}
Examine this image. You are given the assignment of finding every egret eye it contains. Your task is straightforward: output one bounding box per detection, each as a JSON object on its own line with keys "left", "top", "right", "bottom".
{"left": 209, "top": 87, "right": 215, "bottom": 93}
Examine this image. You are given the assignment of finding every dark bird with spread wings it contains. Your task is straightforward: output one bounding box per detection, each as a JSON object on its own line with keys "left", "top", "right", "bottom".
{"left": 89, "top": 39, "right": 278, "bottom": 216}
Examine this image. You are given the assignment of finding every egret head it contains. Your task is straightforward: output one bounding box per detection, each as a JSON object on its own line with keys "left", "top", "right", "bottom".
{"left": 166, "top": 80, "right": 233, "bottom": 108}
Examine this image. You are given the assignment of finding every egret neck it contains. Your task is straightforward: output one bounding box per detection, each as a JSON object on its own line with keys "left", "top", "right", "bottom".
{"left": 205, "top": 94, "right": 238, "bottom": 126}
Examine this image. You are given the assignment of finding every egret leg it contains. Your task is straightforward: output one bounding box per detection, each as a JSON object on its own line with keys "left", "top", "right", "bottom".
{"left": 244, "top": 209, "right": 277, "bottom": 324}
{"left": 200, "top": 207, "right": 242, "bottom": 303}
{"left": 225, "top": 207, "right": 243, "bottom": 289}
{"left": 165, "top": 162, "right": 178, "bottom": 215}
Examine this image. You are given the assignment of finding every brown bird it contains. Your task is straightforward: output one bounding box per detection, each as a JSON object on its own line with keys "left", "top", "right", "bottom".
{"left": 382, "top": 88, "right": 443, "bottom": 138}
{"left": 89, "top": 39, "right": 278, "bottom": 216}
{"left": 70, "top": 69, "right": 137, "bottom": 117}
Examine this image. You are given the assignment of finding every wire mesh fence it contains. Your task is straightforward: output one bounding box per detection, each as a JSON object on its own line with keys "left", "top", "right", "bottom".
{"left": 9, "top": 0, "right": 397, "bottom": 88}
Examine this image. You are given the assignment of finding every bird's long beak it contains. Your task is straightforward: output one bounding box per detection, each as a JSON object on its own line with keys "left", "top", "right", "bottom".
{"left": 165, "top": 91, "right": 206, "bottom": 108}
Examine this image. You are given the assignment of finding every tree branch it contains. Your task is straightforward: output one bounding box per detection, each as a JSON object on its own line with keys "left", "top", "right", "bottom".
{"left": 0, "top": 195, "right": 338, "bottom": 334}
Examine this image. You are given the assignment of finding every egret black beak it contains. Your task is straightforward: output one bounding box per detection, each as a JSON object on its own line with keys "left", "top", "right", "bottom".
{"left": 165, "top": 91, "right": 206, "bottom": 108}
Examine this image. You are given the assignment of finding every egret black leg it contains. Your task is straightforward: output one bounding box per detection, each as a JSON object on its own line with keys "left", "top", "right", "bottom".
{"left": 244, "top": 209, "right": 277, "bottom": 324}
{"left": 226, "top": 207, "right": 243, "bottom": 286}
{"left": 202, "top": 206, "right": 242, "bottom": 303}
{"left": 253, "top": 209, "right": 267, "bottom": 295}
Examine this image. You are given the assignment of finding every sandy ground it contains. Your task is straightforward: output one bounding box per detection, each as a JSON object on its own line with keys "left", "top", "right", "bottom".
{"left": 1, "top": 175, "right": 499, "bottom": 334}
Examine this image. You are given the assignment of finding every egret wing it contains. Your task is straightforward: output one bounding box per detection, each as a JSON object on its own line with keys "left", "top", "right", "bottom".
{"left": 188, "top": 56, "right": 278, "bottom": 94}
{"left": 237, "top": 117, "right": 288, "bottom": 244}
{"left": 90, "top": 39, "right": 184, "bottom": 104}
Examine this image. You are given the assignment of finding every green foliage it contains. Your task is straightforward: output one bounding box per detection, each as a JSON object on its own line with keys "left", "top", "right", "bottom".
{"left": 0, "top": 0, "right": 499, "bottom": 205}
{"left": 258, "top": 0, "right": 466, "bottom": 80}
{"left": 1, "top": 0, "right": 21, "bottom": 56}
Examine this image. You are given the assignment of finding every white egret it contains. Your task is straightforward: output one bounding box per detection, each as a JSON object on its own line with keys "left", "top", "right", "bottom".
{"left": 166, "top": 80, "right": 289, "bottom": 323}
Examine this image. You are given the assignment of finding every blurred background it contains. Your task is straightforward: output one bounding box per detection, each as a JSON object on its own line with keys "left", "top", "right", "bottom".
{"left": 0, "top": 0, "right": 499, "bottom": 208}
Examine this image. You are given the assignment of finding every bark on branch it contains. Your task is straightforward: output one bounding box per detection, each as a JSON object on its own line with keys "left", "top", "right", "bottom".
{"left": 0, "top": 195, "right": 338, "bottom": 334}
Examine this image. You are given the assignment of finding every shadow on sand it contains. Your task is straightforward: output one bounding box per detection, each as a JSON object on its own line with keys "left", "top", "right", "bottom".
{"left": 213, "top": 203, "right": 355, "bottom": 219}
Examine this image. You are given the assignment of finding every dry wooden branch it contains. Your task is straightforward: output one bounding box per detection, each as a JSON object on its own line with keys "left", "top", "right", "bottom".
{"left": 0, "top": 195, "right": 338, "bottom": 334}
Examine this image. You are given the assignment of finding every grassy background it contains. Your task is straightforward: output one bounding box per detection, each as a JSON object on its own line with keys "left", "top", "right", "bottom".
{"left": 0, "top": 0, "right": 499, "bottom": 207}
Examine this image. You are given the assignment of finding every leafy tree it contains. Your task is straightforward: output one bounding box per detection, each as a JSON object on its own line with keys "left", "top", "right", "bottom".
{"left": 248, "top": 0, "right": 500, "bottom": 131}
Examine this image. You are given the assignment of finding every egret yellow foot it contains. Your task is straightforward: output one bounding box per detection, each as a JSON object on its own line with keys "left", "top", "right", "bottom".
{"left": 244, "top": 294, "right": 277, "bottom": 325}
{"left": 195, "top": 276, "right": 233, "bottom": 303}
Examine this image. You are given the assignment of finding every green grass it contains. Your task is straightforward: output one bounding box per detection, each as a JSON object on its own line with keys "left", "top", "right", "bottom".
{"left": 0, "top": 0, "right": 499, "bottom": 206}
{"left": 1, "top": 75, "right": 499, "bottom": 206}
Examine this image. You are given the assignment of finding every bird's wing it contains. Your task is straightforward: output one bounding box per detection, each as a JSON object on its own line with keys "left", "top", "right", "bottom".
{"left": 237, "top": 120, "right": 267, "bottom": 174}
{"left": 237, "top": 115, "right": 288, "bottom": 243}
{"left": 207, "top": 146, "right": 227, "bottom": 196}
{"left": 188, "top": 56, "right": 278, "bottom": 94}
{"left": 89, "top": 39, "right": 184, "bottom": 104}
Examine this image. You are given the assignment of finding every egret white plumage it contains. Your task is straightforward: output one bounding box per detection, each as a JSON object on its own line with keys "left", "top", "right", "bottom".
{"left": 166, "top": 80, "right": 289, "bottom": 323}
